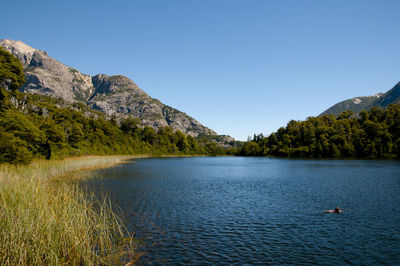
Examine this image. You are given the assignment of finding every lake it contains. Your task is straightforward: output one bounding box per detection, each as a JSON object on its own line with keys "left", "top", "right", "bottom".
{"left": 82, "top": 157, "right": 400, "bottom": 264}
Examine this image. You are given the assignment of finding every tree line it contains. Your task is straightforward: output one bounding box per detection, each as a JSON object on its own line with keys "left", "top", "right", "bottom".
{"left": 238, "top": 106, "right": 400, "bottom": 159}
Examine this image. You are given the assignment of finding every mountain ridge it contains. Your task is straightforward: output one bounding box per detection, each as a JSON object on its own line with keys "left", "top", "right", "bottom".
{"left": 320, "top": 81, "right": 400, "bottom": 116}
{"left": 370, "top": 81, "right": 400, "bottom": 108}
{"left": 0, "top": 39, "right": 227, "bottom": 139}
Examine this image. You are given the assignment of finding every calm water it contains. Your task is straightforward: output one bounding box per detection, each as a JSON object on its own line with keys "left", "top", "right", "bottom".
{"left": 82, "top": 157, "right": 400, "bottom": 265}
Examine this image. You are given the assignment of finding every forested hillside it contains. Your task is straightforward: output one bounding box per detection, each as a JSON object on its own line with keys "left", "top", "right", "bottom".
{"left": 0, "top": 90, "right": 229, "bottom": 164}
{"left": 0, "top": 39, "right": 223, "bottom": 138}
{"left": 239, "top": 107, "right": 400, "bottom": 159}
{"left": 0, "top": 47, "right": 228, "bottom": 164}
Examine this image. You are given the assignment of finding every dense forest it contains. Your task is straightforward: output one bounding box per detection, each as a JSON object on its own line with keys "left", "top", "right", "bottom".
{"left": 239, "top": 106, "right": 400, "bottom": 159}
{"left": 0, "top": 47, "right": 230, "bottom": 164}
{"left": 0, "top": 90, "right": 231, "bottom": 164}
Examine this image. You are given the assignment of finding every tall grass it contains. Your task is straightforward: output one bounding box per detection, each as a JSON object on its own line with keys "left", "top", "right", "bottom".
{"left": 0, "top": 155, "right": 139, "bottom": 265}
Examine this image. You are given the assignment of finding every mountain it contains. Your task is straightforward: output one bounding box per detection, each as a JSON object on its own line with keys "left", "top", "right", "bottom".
{"left": 320, "top": 81, "right": 400, "bottom": 116}
{"left": 320, "top": 94, "right": 383, "bottom": 116}
{"left": 0, "top": 39, "right": 223, "bottom": 138}
{"left": 369, "top": 81, "right": 400, "bottom": 108}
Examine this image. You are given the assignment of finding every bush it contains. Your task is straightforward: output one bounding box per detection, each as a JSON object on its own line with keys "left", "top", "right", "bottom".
{"left": 0, "top": 132, "right": 33, "bottom": 164}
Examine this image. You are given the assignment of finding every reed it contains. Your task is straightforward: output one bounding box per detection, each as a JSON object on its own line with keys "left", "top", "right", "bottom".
{"left": 0, "top": 155, "right": 139, "bottom": 265}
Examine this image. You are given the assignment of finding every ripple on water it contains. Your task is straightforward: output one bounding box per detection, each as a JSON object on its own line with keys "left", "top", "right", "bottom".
{"left": 81, "top": 157, "right": 400, "bottom": 265}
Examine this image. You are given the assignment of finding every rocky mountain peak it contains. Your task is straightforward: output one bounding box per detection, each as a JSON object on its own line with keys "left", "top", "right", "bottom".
{"left": 0, "top": 39, "right": 38, "bottom": 66}
{"left": 0, "top": 39, "right": 223, "bottom": 139}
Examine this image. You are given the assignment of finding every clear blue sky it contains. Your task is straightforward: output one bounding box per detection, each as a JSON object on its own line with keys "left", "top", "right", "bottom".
{"left": 2, "top": 0, "right": 400, "bottom": 140}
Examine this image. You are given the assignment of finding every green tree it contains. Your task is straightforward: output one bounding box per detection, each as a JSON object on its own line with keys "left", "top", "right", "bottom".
{"left": 141, "top": 126, "right": 157, "bottom": 144}
{"left": 240, "top": 142, "right": 260, "bottom": 156}
{"left": 120, "top": 116, "right": 141, "bottom": 136}
{"left": 0, "top": 47, "right": 25, "bottom": 92}
{"left": 0, "top": 131, "right": 32, "bottom": 164}
{"left": 174, "top": 130, "right": 189, "bottom": 152}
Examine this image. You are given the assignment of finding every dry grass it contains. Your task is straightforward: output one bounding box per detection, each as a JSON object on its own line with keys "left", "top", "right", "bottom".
{"left": 0, "top": 155, "right": 140, "bottom": 265}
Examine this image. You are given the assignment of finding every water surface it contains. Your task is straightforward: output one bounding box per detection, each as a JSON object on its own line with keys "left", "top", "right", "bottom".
{"left": 82, "top": 157, "right": 400, "bottom": 264}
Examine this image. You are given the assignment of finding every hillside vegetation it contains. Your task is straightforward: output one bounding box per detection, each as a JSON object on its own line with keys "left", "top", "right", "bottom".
{"left": 0, "top": 89, "right": 228, "bottom": 164}
{"left": 0, "top": 46, "right": 227, "bottom": 164}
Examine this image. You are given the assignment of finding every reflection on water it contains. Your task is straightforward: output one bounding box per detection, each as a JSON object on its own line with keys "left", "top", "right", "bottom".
{"left": 81, "top": 157, "right": 400, "bottom": 264}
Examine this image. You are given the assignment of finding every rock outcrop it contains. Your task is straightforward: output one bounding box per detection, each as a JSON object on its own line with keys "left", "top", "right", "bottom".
{"left": 0, "top": 39, "right": 218, "bottom": 137}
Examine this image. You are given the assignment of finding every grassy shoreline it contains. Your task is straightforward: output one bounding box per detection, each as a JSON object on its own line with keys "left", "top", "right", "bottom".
{"left": 0, "top": 155, "right": 143, "bottom": 265}
{"left": 0, "top": 153, "right": 222, "bottom": 265}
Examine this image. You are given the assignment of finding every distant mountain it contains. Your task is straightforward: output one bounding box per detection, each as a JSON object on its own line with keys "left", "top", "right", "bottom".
{"left": 0, "top": 39, "right": 227, "bottom": 139}
{"left": 320, "top": 94, "right": 383, "bottom": 116}
{"left": 320, "top": 81, "right": 400, "bottom": 116}
{"left": 369, "top": 81, "right": 400, "bottom": 108}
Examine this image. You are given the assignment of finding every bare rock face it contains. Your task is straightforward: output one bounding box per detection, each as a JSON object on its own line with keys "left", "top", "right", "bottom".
{"left": 88, "top": 74, "right": 216, "bottom": 136}
{"left": 1, "top": 39, "right": 95, "bottom": 102}
{"left": 91, "top": 74, "right": 146, "bottom": 97}
{"left": 0, "top": 39, "right": 218, "bottom": 137}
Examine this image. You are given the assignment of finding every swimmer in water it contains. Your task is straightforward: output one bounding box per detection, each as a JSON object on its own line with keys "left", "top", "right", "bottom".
{"left": 324, "top": 206, "right": 342, "bottom": 214}
{"left": 334, "top": 206, "right": 342, "bottom": 213}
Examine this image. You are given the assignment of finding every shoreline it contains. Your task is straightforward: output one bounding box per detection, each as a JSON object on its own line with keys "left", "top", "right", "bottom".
{"left": 37, "top": 154, "right": 215, "bottom": 174}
